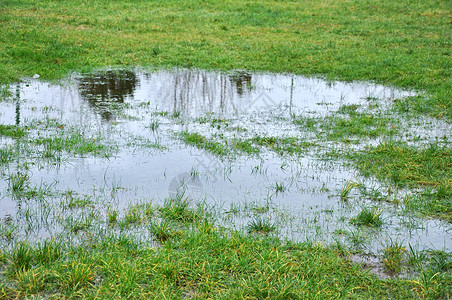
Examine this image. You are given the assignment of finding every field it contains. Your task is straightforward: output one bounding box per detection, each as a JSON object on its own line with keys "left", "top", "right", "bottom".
{"left": 0, "top": 0, "right": 451, "bottom": 298}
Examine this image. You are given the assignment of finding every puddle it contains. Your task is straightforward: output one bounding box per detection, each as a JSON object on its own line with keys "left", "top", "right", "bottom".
{"left": 0, "top": 68, "right": 450, "bottom": 256}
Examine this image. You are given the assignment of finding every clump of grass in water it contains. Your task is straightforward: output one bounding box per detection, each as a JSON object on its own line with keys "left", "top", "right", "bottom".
{"left": 171, "top": 111, "right": 181, "bottom": 118}
{"left": 252, "top": 204, "right": 270, "bottom": 214}
{"left": 66, "top": 195, "right": 94, "bottom": 210}
{"left": 66, "top": 215, "right": 93, "bottom": 234}
{"left": 250, "top": 136, "right": 316, "bottom": 155}
{"left": 346, "top": 229, "right": 368, "bottom": 249}
{"left": 382, "top": 239, "right": 406, "bottom": 273}
{"left": 275, "top": 181, "right": 286, "bottom": 193}
{"left": 340, "top": 179, "right": 360, "bottom": 199}
{"left": 107, "top": 210, "right": 118, "bottom": 225}
{"left": 230, "top": 139, "right": 259, "bottom": 154}
{"left": 0, "top": 223, "right": 17, "bottom": 241}
{"left": 34, "top": 131, "right": 109, "bottom": 156}
{"left": 7, "top": 172, "right": 30, "bottom": 196}
{"left": 148, "top": 119, "right": 160, "bottom": 132}
{"left": 180, "top": 131, "right": 230, "bottom": 156}
{"left": 323, "top": 112, "right": 399, "bottom": 140}
{"left": 350, "top": 207, "right": 383, "bottom": 227}
{"left": 0, "top": 125, "right": 26, "bottom": 138}
{"left": 0, "top": 146, "right": 15, "bottom": 164}
{"left": 122, "top": 205, "right": 144, "bottom": 226}
{"left": 247, "top": 217, "right": 276, "bottom": 234}
{"left": 159, "top": 197, "right": 199, "bottom": 223}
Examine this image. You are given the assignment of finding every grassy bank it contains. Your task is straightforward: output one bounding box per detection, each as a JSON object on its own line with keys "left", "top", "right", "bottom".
{"left": 0, "top": 0, "right": 450, "bottom": 117}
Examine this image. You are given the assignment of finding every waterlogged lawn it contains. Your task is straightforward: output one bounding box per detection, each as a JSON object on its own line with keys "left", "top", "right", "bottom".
{"left": 0, "top": 207, "right": 448, "bottom": 299}
{"left": 0, "top": 0, "right": 451, "bottom": 298}
{"left": 0, "top": 69, "right": 450, "bottom": 299}
{"left": 351, "top": 141, "right": 452, "bottom": 221}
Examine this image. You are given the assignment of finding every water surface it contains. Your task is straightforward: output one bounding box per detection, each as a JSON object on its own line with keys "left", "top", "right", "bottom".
{"left": 0, "top": 68, "right": 450, "bottom": 255}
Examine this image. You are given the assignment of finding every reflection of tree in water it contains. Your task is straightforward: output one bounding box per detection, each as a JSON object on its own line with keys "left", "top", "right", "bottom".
{"left": 151, "top": 70, "right": 253, "bottom": 116}
{"left": 78, "top": 70, "right": 137, "bottom": 121}
{"left": 229, "top": 71, "right": 252, "bottom": 96}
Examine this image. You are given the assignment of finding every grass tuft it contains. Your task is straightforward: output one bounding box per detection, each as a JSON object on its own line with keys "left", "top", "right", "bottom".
{"left": 8, "top": 242, "right": 34, "bottom": 273}
{"left": 0, "top": 125, "right": 26, "bottom": 138}
{"left": 159, "top": 197, "right": 199, "bottom": 223}
{"left": 350, "top": 207, "right": 384, "bottom": 227}
{"left": 382, "top": 239, "right": 406, "bottom": 273}
{"left": 340, "top": 180, "right": 360, "bottom": 199}
{"left": 180, "top": 131, "right": 229, "bottom": 156}
{"left": 247, "top": 217, "right": 276, "bottom": 234}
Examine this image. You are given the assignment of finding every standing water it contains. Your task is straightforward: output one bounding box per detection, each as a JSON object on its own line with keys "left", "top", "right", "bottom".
{"left": 0, "top": 68, "right": 450, "bottom": 256}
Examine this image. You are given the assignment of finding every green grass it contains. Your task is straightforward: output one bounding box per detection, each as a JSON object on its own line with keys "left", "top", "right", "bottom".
{"left": 340, "top": 180, "right": 360, "bottom": 199}
{"left": 350, "top": 207, "right": 384, "bottom": 227}
{"left": 251, "top": 136, "right": 316, "bottom": 155}
{"left": 246, "top": 217, "right": 276, "bottom": 234}
{"left": 230, "top": 139, "right": 259, "bottom": 154}
{"left": 148, "top": 120, "right": 160, "bottom": 132}
{"left": 0, "top": 124, "right": 26, "bottom": 138}
{"left": 107, "top": 209, "right": 118, "bottom": 225}
{"left": 352, "top": 141, "right": 452, "bottom": 187}
{"left": 383, "top": 239, "right": 407, "bottom": 273}
{"left": 0, "top": 223, "right": 436, "bottom": 299}
{"left": 34, "top": 130, "right": 110, "bottom": 156}
{"left": 149, "top": 220, "right": 181, "bottom": 243}
{"left": 158, "top": 197, "right": 200, "bottom": 223}
{"left": 0, "top": 0, "right": 450, "bottom": 118}
{"left": 350, "top": 141, "right": 451, "bottom": 220}
{"left": 0, "top": 200, "right": 450, "bottom": 298}
{"left": 322, "top": 113, "right": 399, "bottom": 140}
{"left": 293, "top": 109, "right": 400, "bottom": 144}
{"left": 7, "top": 171, "right": 30, "bottom": 196}
{"left": 0, "top": 146, "right": 14, "bottom": 164}
{"left": 0, "top": 1, "right": 451, "bottom": 298}
{"left": 180, "top": 131, "right": 230, "bottom": 156}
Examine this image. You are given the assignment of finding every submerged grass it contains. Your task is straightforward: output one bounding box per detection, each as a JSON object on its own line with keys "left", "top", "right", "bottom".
{"left": 0, "top": 125, "right": 26, "bottom": 138}
{"left": 350, "top": 207, "right": 384, "bottom": 228}
{"left": 0, "top": 146, "right": 14, "bottom": 164}
{"left": 251, "top": 136, "right": 317, "bottom": 155}
{"left": 180, "top": 131, "right": 229, "bottom": 156}
{"left": 352, "top": 141, "right": 451, "bottom": 188}
{"left": 246, "top": 217, "right": 276, "bottom": 234}
{"left": 33, "top": 131, "right": 110, "bottom": 156}
{"left": 340, "top": 180, "right": 360, "bottom": 199}
{"left": 350, "top": 141, "right": 451, "bottom": 220}
{"left": 293, "top": 110, "right": 400, "bottom": 144}
{"left": 383, "top": 239, "right": 407, "bottom": 273}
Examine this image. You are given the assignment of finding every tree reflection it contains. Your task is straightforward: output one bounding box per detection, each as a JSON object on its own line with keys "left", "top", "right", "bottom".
{"left": 153, "top": 69, "right": 254, "bottom": 116}
{"left": 78, "top": 70, "right": 138, "bottom": 121}
{"left": 77, "top": 69, "right": 255, "bottom": 119}
{"left": 229, "top": 71, "right": 252, "bottom": 96}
